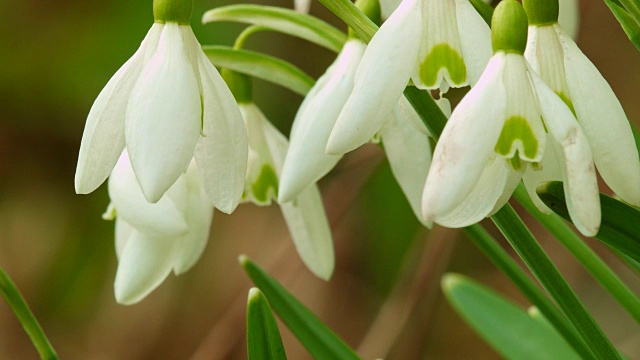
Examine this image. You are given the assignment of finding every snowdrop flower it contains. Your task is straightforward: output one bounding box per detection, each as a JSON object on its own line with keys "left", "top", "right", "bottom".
{"left": 326, "top": 0, "right": 492, "bottom": 155}
{"left": 75, "top": 0, "right": 247, "bottom": 214}
{"left": 104, "top": 151, "right": 212, "bottom": 305}
{"left": 279, "top": 32, "right": 439, "bottom": 226}
{"left": 422, "top": 0, "right": 601, "bottom": 236}
{"left": 225, "top": 73, "right": 334, "bottom": 279}
{"left": 524, "top": 0, "right": 640, "bottom": 210}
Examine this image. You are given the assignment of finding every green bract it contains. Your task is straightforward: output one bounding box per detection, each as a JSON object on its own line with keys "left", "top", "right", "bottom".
{"left": 153, "top": 0, "right": 192, "bottom": 24}
{"left": 523, "top": 0, "right": 559, "bottom": 26}
{"left": 492, "top": 0, "right": 529, "bottom": 54}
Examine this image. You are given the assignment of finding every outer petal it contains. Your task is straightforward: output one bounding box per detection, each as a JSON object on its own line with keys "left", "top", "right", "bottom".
{"left": 108, "top": 152, "right": 188, "bottom": 237}
{"left": 126, "top": 23, "right": 201, "bottom": 203}
{"left": 279, "top": 40, "right": 366, "bottom": 203}
{"left": 190, "top": 33, "right": 249, "bottom": 214}
{"left": 558, "top": 26, "right": 640, "bottom": 206}
{"left": 422, "top": 54, "right": 508, "bottom": 221}
{"left": 522, "top": 136, "right": 563, "bottom": 214}
{"left": 326, "top": 0, "right": 422, "bottom": 155}
{"left": 434, "top": 157, "right": 520, "bottom": 227}
{"left": 75, "top": 24, "right": 163, "bottom": 194}
{"left": 455, "top": 0, "right": 492, "bottom": 87}
{"left": 380, "top": 100, "right": 432, "bottom": 227}
{"left": 531, "top": 70, "right": 600, "bottom": 236}
{"left": 114, "top": 231, "right": 177, "bottom": 305}
{"left": 172, "top": 163, "right": 213, "bottom": 275}
{"left": 281, "top": 186, "right": 335, "bottom": 280}
{"left": 115, "top": 218, "right": 134, "bottom": 260}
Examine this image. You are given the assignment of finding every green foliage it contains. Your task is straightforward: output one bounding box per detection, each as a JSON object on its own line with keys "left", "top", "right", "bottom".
{"left": 443, "top": 274, "right": 581, "bottom": 360}
{"left": 240, "top": 256, "right": 361, "bottom": 360}
{"left": 247, "top": 288, "right": 287, "bottom": 360}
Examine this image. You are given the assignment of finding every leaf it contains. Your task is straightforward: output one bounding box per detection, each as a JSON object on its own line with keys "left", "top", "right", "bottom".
{"left": 240, "top": 256, "right": 361, "bottom": 360}
{"left": 537, "top": 181, "right": 640, "bottom": 264}
{"left": 443, "top": 274, "right": 581, "bottom": 360}
{"left": 203, "top": 46, "right": 315, "bottom": 96}
{"left": 247, "top": 288, "right": 287, "bottom": 360}
{"left": 203, "top": 5, "right": 346, "bottom": 52}
{"left": 603, "top": 0, "right": 640, "bottom": 51}
{"left": 468, "top": 0, "right": 494, "bottom": 25}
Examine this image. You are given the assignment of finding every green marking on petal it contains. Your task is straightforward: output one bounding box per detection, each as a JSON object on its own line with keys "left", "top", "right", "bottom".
{"left": 419, "top": 43, "right": 467, "bottom": 88}
{"left": 556, "top": 91, "right": 576, "bottom": 116}
{"left": 509, "top": 151, "right": 524, "bottom": 170}
{"left": 251, "top": 164, "right": 279, "bottom": 203}
{"left": 495, "top": 116, "right": 540, "bottom": 160}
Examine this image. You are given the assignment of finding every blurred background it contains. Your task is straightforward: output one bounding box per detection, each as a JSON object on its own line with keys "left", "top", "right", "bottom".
{"left": 1, "top": 0, "right": 640, "bottom": 358}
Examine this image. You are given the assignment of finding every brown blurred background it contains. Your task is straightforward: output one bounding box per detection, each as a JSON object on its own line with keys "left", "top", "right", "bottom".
{"left": 1, "top": 0, "right": 640, "bottom": 358}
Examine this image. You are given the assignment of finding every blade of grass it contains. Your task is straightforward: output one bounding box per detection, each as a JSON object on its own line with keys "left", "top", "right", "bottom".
{"left": 0, "top": 267, "right": 58, "bottom": 360}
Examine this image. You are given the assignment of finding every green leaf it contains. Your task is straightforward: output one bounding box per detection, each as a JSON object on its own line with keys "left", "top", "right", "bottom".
{"left": 492, "top": 205, "right": 621, "bottom": 359}
{"left": 443, "top": 274, "right": 581, "bottom": 360}
{"left": 469, "top": 0, "right": 494, "bottom": 25}
{"left": 240, "top": 256, "right": 361, "bottom": 360}
{"left": 203, "top": 46, "right": 315, "bottom": 96}
{"left": 0, "top": 267, "right": 58, "bottom": 360}
{"left": 247, "top": 288, "right": 288, "bottom": 360}
{"left": 603, "top": 0, "right": 640, "bottom": 51}
{"left": 536, "top": 181, "right": 640, "bottom": 264}
{"left": 202, "top": 5, "right": 346, "bottom": 52}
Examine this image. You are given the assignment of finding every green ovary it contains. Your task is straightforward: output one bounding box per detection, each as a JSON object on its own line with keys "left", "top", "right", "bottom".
{"left": 251, "top": 164, "right": 279, "bottom": 203}
{"left": 419, "top": 43, "right": 467, "bottom": 88}
{"left": 495, "top": 116, "right": 540, "bottom": 161}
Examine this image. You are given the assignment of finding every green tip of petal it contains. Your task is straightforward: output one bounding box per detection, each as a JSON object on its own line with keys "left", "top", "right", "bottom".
{"left": 523, "top": 0, "right": 559, "bottom": 26}
{"left": 154, "top": 0, "right": 193, "bottom": 24}
{"left": 419, "top": 44, "right": 467, "bottom": 88}
{"left": 492, "top": 0, "right": 529, "bottom": 54}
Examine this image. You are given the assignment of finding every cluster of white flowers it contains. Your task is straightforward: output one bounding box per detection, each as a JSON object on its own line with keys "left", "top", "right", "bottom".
{"left": 76, "top": 0, "right": 639, "bottom": 304}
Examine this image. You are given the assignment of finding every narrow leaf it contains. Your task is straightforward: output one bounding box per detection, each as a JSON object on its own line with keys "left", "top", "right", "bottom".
{"left": 240, "top": 256, "right": 361, "bottom": 360}
{"left": 203, "top": 5, "right": 346, "bottom": 52}
{"left": 443, "top": 274, "right": 581, "bottom": 360}
{"left": 203, "top": 46, "right": 314, "bottom": 96}
{"left": 0, "top": 267, "right": 58, "bottom": 360}
{"left": 537, "top": 181, "right": 640, "bottom": 264}
{"left": 603, "top": 0, "right": 640, "bottom": 51}
{"left": 469, "top": 0, "right": 494, "bottom": 25}
{"left": 247, "top": 288, "right": 287, "bottom": 360}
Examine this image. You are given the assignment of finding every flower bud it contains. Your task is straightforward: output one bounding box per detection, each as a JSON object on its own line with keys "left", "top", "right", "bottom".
{"left": 153, "top": 0, "right": 192, "bottom": 24}
{"left": 491, "top": 0, "right": 529, "bottom": 54}
{"left": 523, "top": 0, "right": 559, "bottom": 26}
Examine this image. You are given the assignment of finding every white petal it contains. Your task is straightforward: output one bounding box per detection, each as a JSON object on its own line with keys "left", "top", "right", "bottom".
{"left": 326, "top": 0, "right": 422, "bottom": 155}
{"left": 558, "top": 26, "right": 640, "bottom": 206}
{"left": 75, "top": 24, "right": 163, "bottom": 194}
{"left": 531, "top": 69, "right": 600, "bottom": 236}
{"left": 191, "top": 34, "right": 248, "bottom": 214}
{"left": 294, "top": 0, "right": 312, "bottom": 13}
{"left": 126, "top": 23, "right": 201, "bottom": 203}
{"left": 455, "top": 0, "right": 492, "bottom": 87}
{"left": 114, "top": 230, "right": 177, "bottom": 305}
{"left": 524, "top": 26, "right": 540, "bottom": 74}
{"left": 279, "top": 40, "right": 366, "bottom": 203}
{"left": 108, "top": 152, "right": 188, "bottom": 237}
{"left": 559, "top": 0, "right": 580, "bottom": 40}
{"left": 172, "top": 164, "right": 213, "bottom": 274}
{"left": 115, "top": 218, "right": 134, "bottom": 260}
{"left": 422, "top": 54, "right": 508, "bottom": 221}
{"left": 281, "top": 186, "right": 335, "bottom": 280}
{"left": 380, "top": 101, "right": 432, "bottom": 227}
{"left": 522, "top": 136, "right": 563, "bottom": 214}
{"left": 434, "top": 157, "right": 520, "bottom": 227}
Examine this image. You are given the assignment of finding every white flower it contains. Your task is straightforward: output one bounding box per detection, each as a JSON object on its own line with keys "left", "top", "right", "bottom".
{"left": 75, "top": 21, "right": 247, "bottom": 213}
{"left": 326, "top": 0, "right": 492, "bottom": 155}
{"left": 106, "top": 151, "right": 213, "bottom": 305}
{"left": 423, "top": 0, "right": 601, "bottom": 236}
{"left": 279, "top": 38, "right": 439, "bottom": 226}
{"left": 524, "top": 2, "right": 640, "bottom": 210}
{"left": 240, "top": 102, "right": 335, "bottom": 280}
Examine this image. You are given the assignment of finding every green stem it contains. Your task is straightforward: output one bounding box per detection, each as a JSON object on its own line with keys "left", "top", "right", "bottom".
{"left": 492, "top": 205, "right": 622, "bottom": 359}
{"left": 234, "top": 25, "right": 274, "bottom": 50}
{"left": 464, "top": 225, "right": 594, "bottom": 359}
{"left": 0, "top": 267, "right": 58, "bottom": 360}
{"left": 515, "top": 185, "right": 640, "bottom": 326}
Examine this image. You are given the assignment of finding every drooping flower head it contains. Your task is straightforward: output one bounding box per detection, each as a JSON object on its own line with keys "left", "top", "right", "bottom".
{"left": 422, "top": 0, "right": 602, "bottom": 236}
{"left": 75, "top": 0, "right": 247, "bottom": 214}
{"left": 325, "top": 0, "right": 492, "bottom": 155}
{"left": 106, "top": 151, "right": 212, "bottom": 305}
{"left": 523, "top": 0, "right": 640, "bottom": 210}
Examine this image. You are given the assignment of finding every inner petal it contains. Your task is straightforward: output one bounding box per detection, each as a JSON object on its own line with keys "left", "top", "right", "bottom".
{"left": 495, "top": 115, "right": 541, "bottom": 161}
